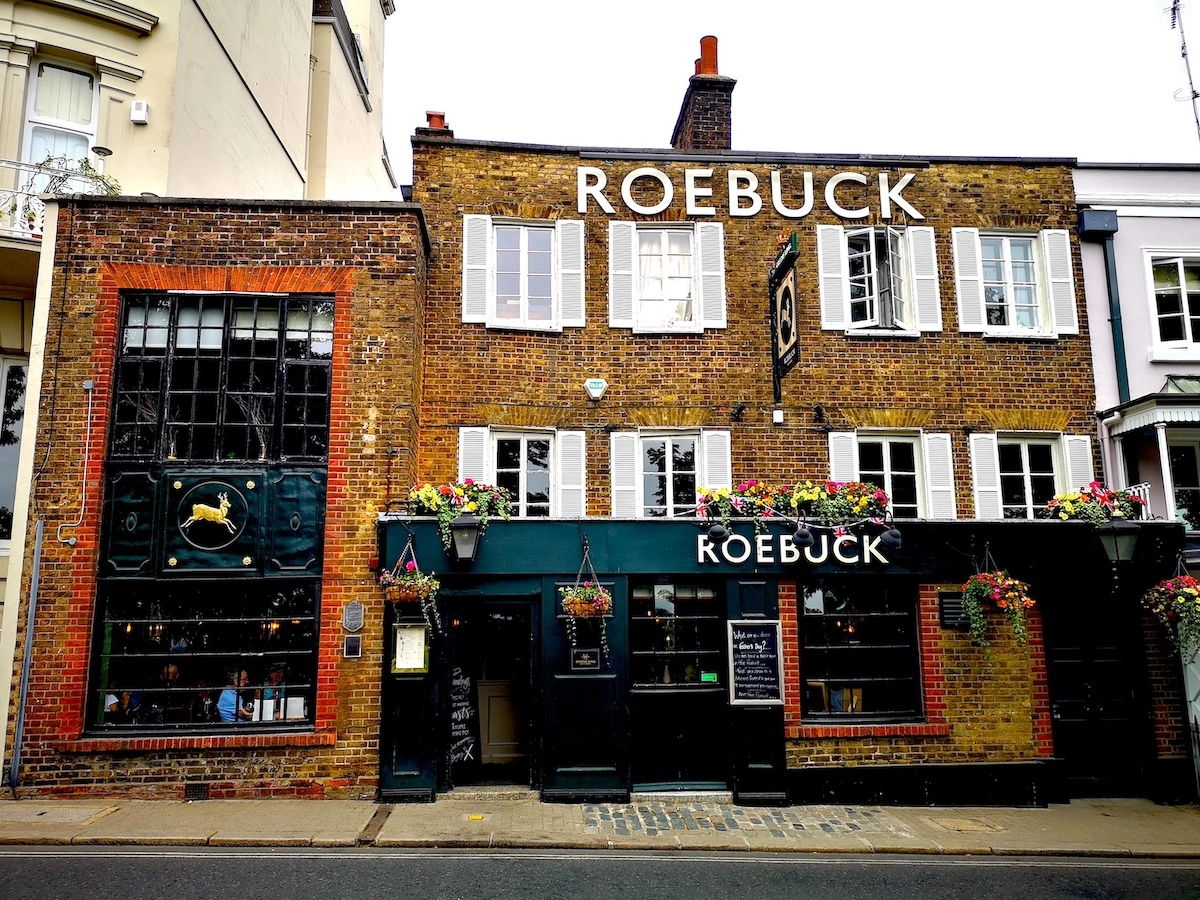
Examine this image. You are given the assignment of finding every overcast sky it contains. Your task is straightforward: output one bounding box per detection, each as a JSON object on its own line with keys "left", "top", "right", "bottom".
{"left": 381, "top": 0, "right": 1200, "bottom": 184}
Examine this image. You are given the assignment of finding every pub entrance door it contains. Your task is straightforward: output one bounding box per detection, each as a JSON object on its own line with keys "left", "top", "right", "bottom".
{"left": 1042, "top": 585, "right": 1153, "bottom": 797}
{"left": 447, "top": 599, "right": 536, "bottom": 788}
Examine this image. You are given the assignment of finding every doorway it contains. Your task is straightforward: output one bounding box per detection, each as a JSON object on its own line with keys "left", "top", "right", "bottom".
{"left": 1042, "top": 586, "right": 1152, "bottom": 797}
{"left": 447, "top": 600, "right": 534, "bottom": 787}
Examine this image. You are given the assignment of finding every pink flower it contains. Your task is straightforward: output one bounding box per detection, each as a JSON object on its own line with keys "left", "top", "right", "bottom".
{"left": 405, "top": 560, "right": 417, "bottom": 573}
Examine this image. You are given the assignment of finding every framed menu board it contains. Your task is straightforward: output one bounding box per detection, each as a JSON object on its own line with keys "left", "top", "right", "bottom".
{"left": 727, "top": 620, "right": 784, "bottom": 706}
{"left": 392, "top": 624, "right": 429, "bottom": 674}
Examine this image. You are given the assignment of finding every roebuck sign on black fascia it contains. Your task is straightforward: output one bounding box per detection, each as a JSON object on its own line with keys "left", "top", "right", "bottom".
{"left": 697, "top": 531, "right": 892, "bottom": 567}
{"left": 577, "top": 167, "right": 924, "bottom": 220}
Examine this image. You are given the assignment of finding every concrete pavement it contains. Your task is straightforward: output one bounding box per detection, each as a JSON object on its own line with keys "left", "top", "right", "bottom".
{"left": 0, "top": 791, "right": 1198, "bottom": 856}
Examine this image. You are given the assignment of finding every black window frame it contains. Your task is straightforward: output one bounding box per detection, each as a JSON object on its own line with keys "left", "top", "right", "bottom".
{"left": 110, "top": 292, "right": 334, "bottom": 465}
{"left": 799, "top": 576, "right": 922, "bottom": 722}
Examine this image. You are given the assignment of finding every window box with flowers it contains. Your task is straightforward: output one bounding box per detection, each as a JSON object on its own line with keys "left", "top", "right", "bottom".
{"left": 785, "top": 480, "right": 890, "bottom": 526}
{"left": 559, "top": 582, "right": 612, "bottom": 662}
{"left": 1141, "top": 575, "right": 1200, "bottom": 656}
{"left": 697, "top": 481, "right": 792, "bottom": 532}
{"left": 698, "top": 480, "right": 891, "bottom": 531}
{"left": 961, "top": 570, "right": 1035, "bottom": 648}
{"left": 1047, "top": 482, "right": 1145, "bottom": 523}
{"left": 409, "top": 480, "right": 514, "bottom": 551}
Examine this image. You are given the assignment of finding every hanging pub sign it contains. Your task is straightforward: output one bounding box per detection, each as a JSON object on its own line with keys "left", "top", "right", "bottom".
{"left": 769, "top": 232, "right": 800, "bottom": 396}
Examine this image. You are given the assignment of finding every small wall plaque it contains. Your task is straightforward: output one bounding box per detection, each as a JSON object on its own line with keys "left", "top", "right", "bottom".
{"left": 570, "top": 648, "right": 600, "bottom": 671}
{"left": 343, "top": 634, "right": 362, "bottom": 658}
{"left": 342, "top": 600, "right": 364, "bottom": 633}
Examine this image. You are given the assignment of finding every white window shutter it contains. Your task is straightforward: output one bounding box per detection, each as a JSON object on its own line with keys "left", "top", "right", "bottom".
{"left": 817, "top": 224, "right": 848, "bottom": 330}
{"left": 462, "top": 215, "right": 490, "bottom": 323}
{"left": 969, "top": 432, "right": 1003, "bottom": 520}
{"left": 921, "top": 432, "right": 957, "bottom": 519}
{"left": 701, "top": 429, "right": 732, "bottom": 490}
{"left": 1061, "top": 434, "right": 1095, "bottom": 492}
{"left": 610, "top": 432, "right": 638, "bottom": 517}
{"left": 609, "top": 221, "right": 636, "bottom": 328}
{"left": 907, "top": 226, "right": 942, "bottom": 332}
{"left": 557, "top": 220, "right": 585, "bottom": 328}
{"left": 557, "top": 430, "right": 586, "bottom": 517}
{"left": 1041, "top": 229, "right": 1078, "bottom": 334}
{"left": 952, "top": 227, "right": 986, "bottom": 332}
{"left": 458, "top": 427, "right": 490, "bottom": 483}
{"left": 696, "top": 221, "right": 727, "bottom": 329}
{"left": 827, "top": 431, "right": 859, "bottom": 482}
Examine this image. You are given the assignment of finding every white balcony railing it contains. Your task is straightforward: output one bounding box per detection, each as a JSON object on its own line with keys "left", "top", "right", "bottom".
{"left": 0, "top": 156, "right": 117, "bottom": 241}
{"left": 1127, "top": 482, "right": 1153, "bottom": 520}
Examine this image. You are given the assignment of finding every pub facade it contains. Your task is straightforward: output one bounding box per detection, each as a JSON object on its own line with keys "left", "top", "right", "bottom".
{"left": 1, "top": 39, "right": 1194, "bottom": 804}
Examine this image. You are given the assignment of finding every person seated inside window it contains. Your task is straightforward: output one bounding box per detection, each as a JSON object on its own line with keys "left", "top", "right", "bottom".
{"left": 262, "top": 663, "right": 287, "bottom": 720}
{"left": 217, "top": 668, "right": 254, "bottom": 723}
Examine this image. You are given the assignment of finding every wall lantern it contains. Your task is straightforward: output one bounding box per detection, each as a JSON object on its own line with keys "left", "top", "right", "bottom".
{"left": 1097, "top": 518, "right": 1140, "bottom": 564}
{"left": 450, "top": 514, "right": 483, "bottom": 564}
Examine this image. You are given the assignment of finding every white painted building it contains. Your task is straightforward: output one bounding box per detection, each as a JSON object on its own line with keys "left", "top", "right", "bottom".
{"left": 1076, "top": 163, "right": 1200, "bottom": 796}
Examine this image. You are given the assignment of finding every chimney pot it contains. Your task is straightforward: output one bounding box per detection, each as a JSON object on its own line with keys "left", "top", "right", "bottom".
{"left": 426, "top": 110, "right": 448, "bottom": 130}
{"left": 698, "top": 35, "right": 718, "bottom": 75}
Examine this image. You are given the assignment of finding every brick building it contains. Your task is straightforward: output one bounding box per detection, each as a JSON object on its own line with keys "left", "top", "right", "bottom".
{"left": 2, "top": 38, "right": 1193, "bottom": 804}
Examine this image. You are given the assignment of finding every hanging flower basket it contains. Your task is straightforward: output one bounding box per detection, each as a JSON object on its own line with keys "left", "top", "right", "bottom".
{"left": 560, "top": 582, "right": 612, "bottom": 619}
{"left": 962, "top": 570, "right": 1035, "bottom": 648}
{"left": 1141, "top": 575, "right": 1200, "bottom": 655}
{"left": 559, "top": 581, "right": 612, "bottom": 664}
{"left": 379, "top": 550, "right": 443, "bottom": 635}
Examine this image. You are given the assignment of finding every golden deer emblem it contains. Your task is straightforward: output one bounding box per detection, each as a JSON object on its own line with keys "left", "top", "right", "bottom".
{"left": 181, "top": 491, "right": 236, "bottom": 534}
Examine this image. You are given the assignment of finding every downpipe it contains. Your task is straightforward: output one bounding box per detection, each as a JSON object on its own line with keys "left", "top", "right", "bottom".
{"left": 6, "top": 519, "right": 45, "bottom": 791}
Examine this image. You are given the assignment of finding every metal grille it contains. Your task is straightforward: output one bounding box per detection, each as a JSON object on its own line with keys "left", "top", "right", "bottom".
{"left": 111, "top": 293, "right": 332, "bottom": 464}
{"left": 182, "top": 783, "right": 209, "bottom": 801}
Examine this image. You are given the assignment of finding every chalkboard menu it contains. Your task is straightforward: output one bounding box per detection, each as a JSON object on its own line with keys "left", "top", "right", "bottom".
{"left": 449, "top": 666, "right": 480, "bottom": 769}
{"left": 727, "top": 620, "right": 784, "bottom": 706}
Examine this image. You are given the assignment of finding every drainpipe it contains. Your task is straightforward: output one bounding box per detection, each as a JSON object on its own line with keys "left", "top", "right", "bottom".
{"left": 6, "top": 520, "right": 44, "bottom": 791}
{"left": 1079, "top": 209, "right": 1130, "bottom": 404}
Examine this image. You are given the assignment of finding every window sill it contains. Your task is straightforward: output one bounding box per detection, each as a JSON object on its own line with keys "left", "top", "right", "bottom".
{"left": 980, "top": 330, "right": 1059, "bottom": 342}
{"left": 788, "top": 722, "right": 950, "bottom": 740}
{"left": 484, "top": 321, "right": 564, "bottom": 333}
{"left": 55, "top": 729, "right": 336, "bottom": 753}
{"left": 1147, "top": 346, "right": 1200, "bottom": 362}
{"left": 842, "top": 328, "right": 921, "bottom": 340}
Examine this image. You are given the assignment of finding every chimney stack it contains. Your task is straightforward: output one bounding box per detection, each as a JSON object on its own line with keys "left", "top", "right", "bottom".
{"left": 416, "top": 110, "right": 454, "bottom": 138}
{"left": 671, "top": 36, "right": 736, "bottom": 152}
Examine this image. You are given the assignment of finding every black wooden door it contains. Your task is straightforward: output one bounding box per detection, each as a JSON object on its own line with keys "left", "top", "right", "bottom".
{"left": 1044, "top": 588, "right": 1151, "bottom": 797}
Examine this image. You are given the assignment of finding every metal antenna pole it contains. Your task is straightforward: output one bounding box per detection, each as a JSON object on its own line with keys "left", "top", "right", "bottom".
{"left": 1173, "top": 0, "right": 1200, "bottom": 149}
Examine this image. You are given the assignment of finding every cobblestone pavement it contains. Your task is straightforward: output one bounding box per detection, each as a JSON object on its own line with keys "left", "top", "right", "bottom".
{"left": 583, "top": 802, "right": 916, "bottom": 839}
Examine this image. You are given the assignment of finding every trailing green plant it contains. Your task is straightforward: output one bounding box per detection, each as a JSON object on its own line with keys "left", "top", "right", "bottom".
{"left": 962, "top": 570, "right": 1035, "bottom": 648}
{"left": 408, "top": 479, "right": 513, "bottom": 551}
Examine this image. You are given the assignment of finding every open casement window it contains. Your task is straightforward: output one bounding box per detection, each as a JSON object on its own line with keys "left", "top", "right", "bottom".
{"left": 952, "top": 228, "right": 1077, "bottom": 336}
{"left": 609, "top": 221, "right": 726, "bottom": 332}
{"left": 111, "top": 294, "right": 333, "bottom": 463}
{"left": 458, "top": 427, "right": 586, "bottom": 517}
{"left": 826, "top": 430, "right": 956, "bottom": 519}
{"left": 22, "top": 58, "right": 98, "bottom": 176}
{"left": 817, "top": 224, "right": 941, "bottom": 333}
{"left": 610, "top": 429, "right": 731, "bottom": 518}
{"left": 1150, "top": 256, "right": 1200, "bottom": 356}
{"left": 0, "top": 357, "right": 28, "bottom": 544}
{"left": 968, "top": 432, "right": 1093, "bottom": 520}
{"left": 461, "top": 215, "right": 584, "bottom": 330}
